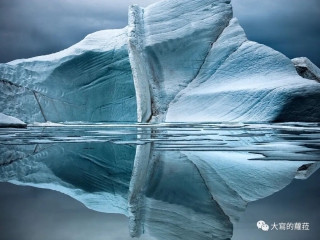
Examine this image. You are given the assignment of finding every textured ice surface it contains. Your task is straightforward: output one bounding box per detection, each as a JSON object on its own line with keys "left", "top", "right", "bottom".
{"left": 128, "top": 0, "right": 233, "bottom": 122}
{"left": 127, "top": 0, "right": 320, "bottom": 122}
{"left": 1, "top": 0, "right": 319, "bottom": 123}
{"left": 164, "top": 19, "right": 320, "bottom": 122}
{"left": 292, "top": 57, "right": 320, "bottom": 82}
{"left": 0, "top": 113, "right": 26, "bottom": 128}
{"left": 0, "top": 28, "right": 136, "bottom": 123}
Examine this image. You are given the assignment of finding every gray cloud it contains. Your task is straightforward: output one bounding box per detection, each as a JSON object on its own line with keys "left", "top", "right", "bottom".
{"left": 0, "top": 0, "right": 319, "bottom": 66}
{"left": 232, "top": 0, "right": 320, "bottom": 66}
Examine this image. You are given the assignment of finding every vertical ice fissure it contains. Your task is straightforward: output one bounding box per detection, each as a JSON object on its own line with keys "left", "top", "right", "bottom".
{"left": 33, "top": 91, "right": 47, "bottom": 122}
{"left": 168, "top": 24, "right": 248, "bottom": 112}
{"left": 191, "top": 19, "right": 232, "bottom": 85}
{"left": 128, "top": 5, "right": 152, "bottom": 123}
{"left": 167, "top": 25, "right": 233, "bottom": 111}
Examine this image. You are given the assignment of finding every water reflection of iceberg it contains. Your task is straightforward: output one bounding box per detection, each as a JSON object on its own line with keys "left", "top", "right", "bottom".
{"left": 0, "top": 124, "right": 319, "bottom": 240}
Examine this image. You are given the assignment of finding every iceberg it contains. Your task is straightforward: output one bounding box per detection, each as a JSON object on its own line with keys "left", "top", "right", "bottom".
{"left": 128, "top": 1, "right": 320, "bottom": 122}
{"left": 0, "top": 0, "right": 319, "bottom": 123}
{"left": 0, "top": 113, "right": 26, "bottom": 128}
{"left": 292, "top": 57, "right": 320, "bottom": 82}
{"left": 0, "top": 28, "right": 136, "bottom": 123}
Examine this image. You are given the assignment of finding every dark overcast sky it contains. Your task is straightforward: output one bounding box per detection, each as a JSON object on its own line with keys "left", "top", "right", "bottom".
{"left": 0, "top": 0, "right": 319, "bottom": 66}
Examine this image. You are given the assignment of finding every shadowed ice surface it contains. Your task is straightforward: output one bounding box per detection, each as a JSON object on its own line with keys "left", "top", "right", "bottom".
{"left": 0, "top": 123, "right": 319, "bottom": 239}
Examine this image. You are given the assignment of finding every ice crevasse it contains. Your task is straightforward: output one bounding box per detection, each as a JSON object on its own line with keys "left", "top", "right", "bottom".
{"left": 0, "top": 0, "right": 320, "bottom": 124}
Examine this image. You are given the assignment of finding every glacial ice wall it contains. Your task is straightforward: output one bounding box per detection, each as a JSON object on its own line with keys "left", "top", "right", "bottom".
{"left": 128, "top": 0, "right": 320, "bottom": 122}
{"left": 165, "top": 20, "right": 320, "bottom": 122}
{"left": 128, "top": 0, "right": 233, "bottom": 122}
{"left": 0, "top": 28, "right": 137, "bottom": 123}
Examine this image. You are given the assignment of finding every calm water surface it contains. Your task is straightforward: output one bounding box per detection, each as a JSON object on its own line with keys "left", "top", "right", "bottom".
{"left": 0, "top": 122, "right": 319, "bottom": 240}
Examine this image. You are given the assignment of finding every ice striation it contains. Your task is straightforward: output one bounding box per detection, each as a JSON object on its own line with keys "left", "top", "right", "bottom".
{"left": 128, "top": 1, "right": 320, "bottom": 122}
{"left": 0, "top": 28, "right": 136, "bottom": 123}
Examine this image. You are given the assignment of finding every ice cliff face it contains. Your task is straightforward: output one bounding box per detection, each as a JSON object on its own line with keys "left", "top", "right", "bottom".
{"left": 0, "top": 28, "right": 137, "bottom": 123}
{"left": 128, "top": 0, "right": 320, "bottom": 122}
{"left": 128, "top": 0, "right": 233, "bottom": 122}
{"left": 1, "top": 0, "right": 320, "bottom": 123}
